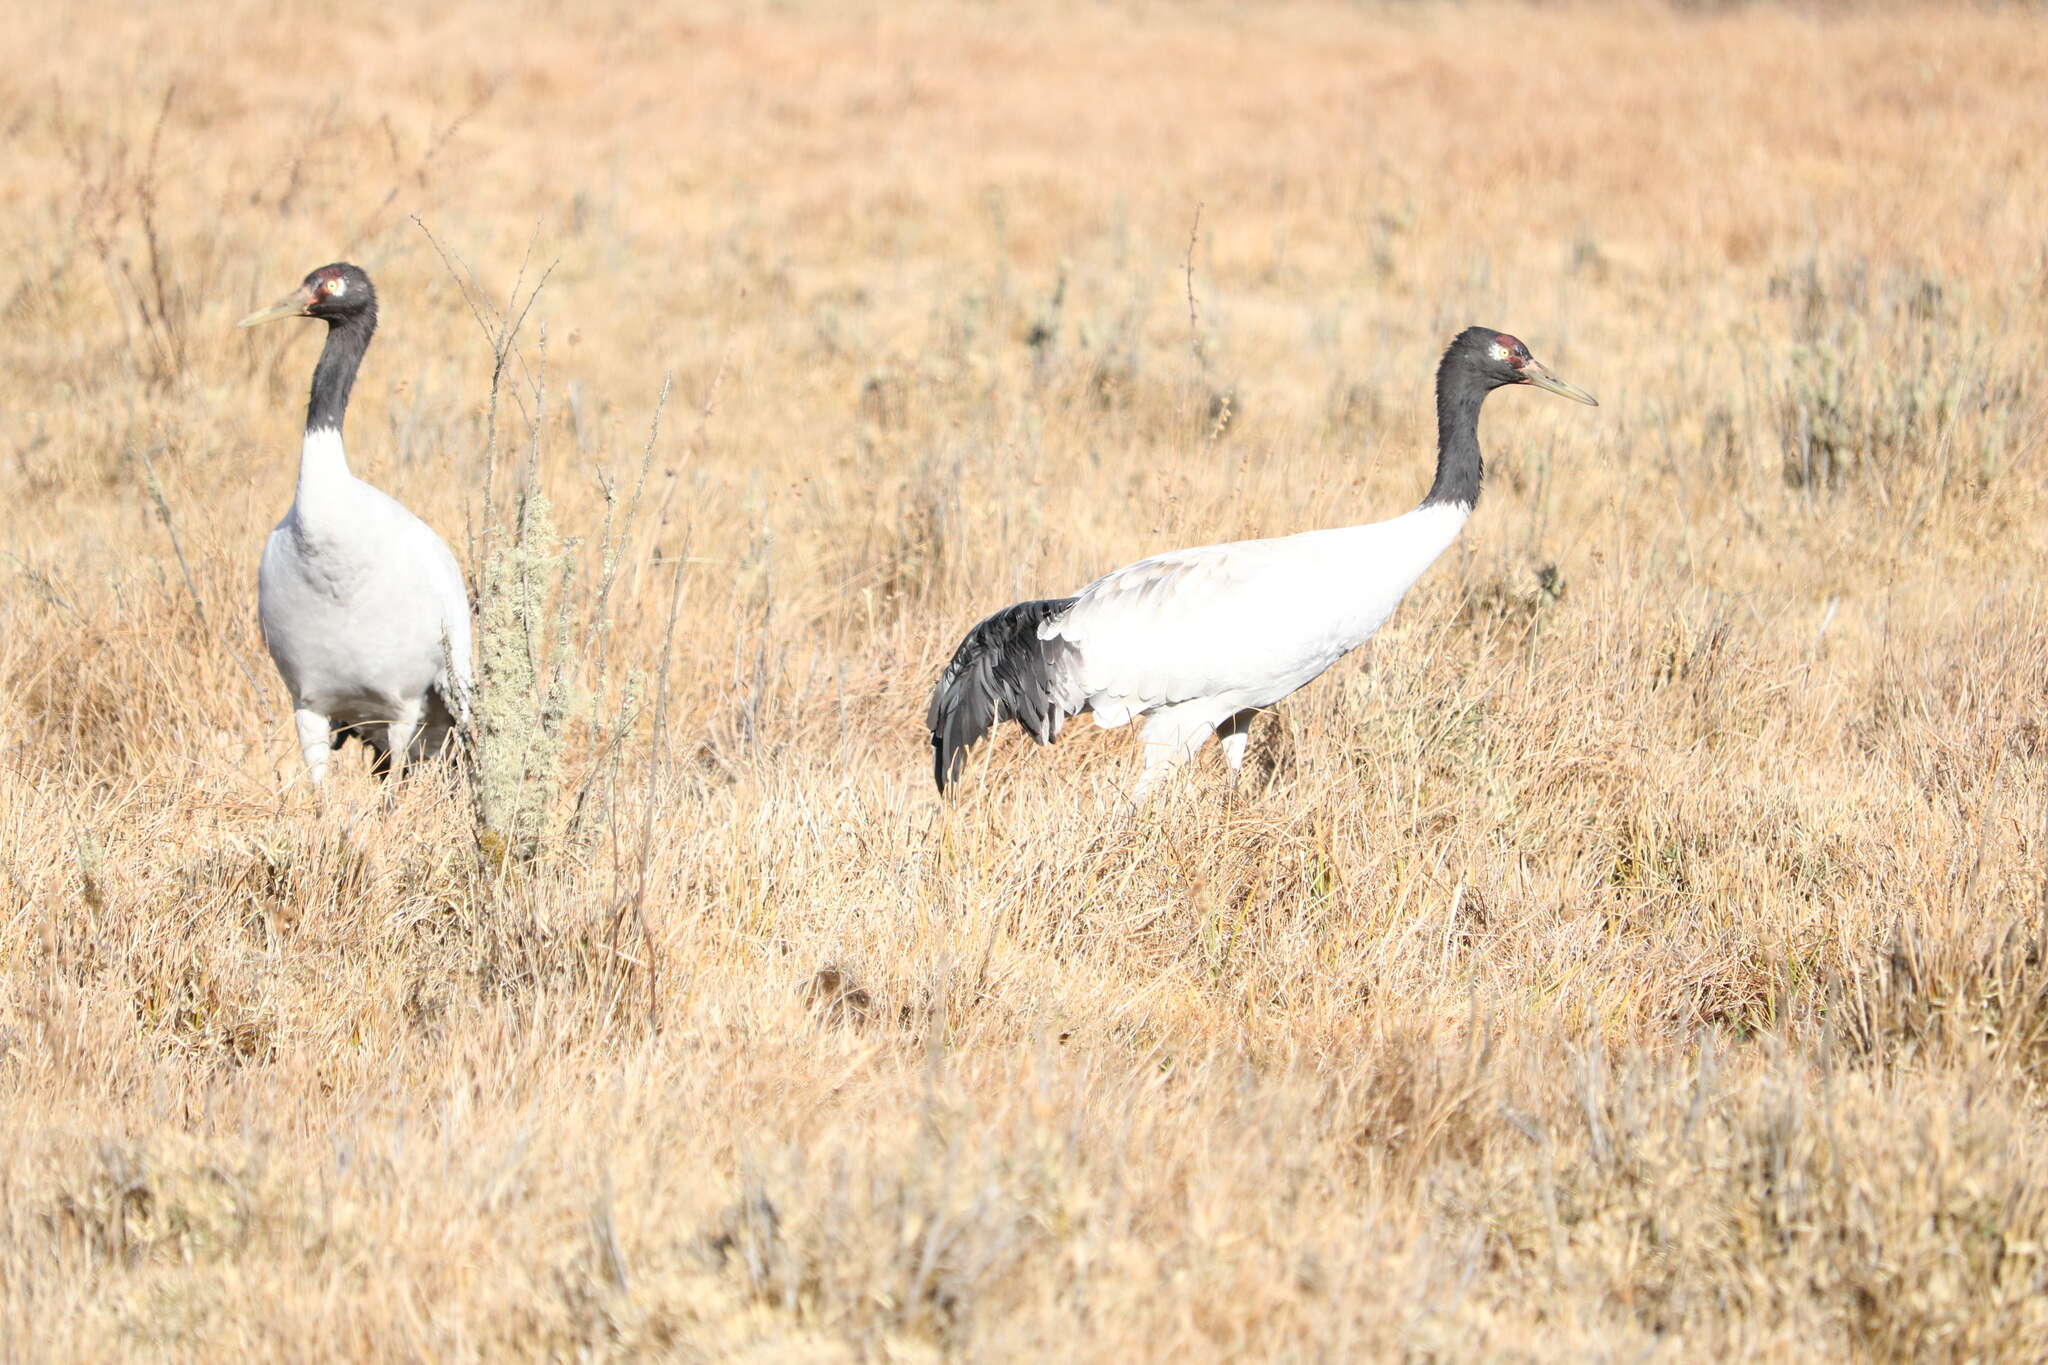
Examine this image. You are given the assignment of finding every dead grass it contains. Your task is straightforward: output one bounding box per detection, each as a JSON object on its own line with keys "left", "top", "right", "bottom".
{"left": 4, "top": 0, "right": 2048, "bottom": 1358}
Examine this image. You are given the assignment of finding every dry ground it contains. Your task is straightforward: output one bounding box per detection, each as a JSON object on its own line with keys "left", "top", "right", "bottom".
{"left": 4, "top": 0, "right": 2048, "bottom": 1358}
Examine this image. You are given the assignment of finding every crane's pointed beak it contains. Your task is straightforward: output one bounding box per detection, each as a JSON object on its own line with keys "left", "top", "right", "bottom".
{"left": 237, "top": 286, "right": 317, "bottom": 328}
{"left": 1520, "top": 359, "right": 1598, "bottom": 406}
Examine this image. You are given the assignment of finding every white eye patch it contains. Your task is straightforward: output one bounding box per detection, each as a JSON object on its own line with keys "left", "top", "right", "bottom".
{"left": 1488, "top": 342, "right": 1508, "bottom": 361}
{"left": 327, "top": 276, "right": 348, "bottom": 296}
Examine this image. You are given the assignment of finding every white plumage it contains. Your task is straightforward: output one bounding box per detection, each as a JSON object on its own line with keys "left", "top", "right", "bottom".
{"left": 241, "top": 264, "right": 471, "bottom": 786}
{"left": 1049, "top": 506, "right": 1469, "bottom": 779}
{"left": 927, "top": 326, "right": 1597, "bottom": 798}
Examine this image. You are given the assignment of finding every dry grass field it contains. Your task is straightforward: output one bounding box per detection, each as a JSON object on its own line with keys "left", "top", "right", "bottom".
{"left": 5, "top": 0, "right": 2048, "bottom": 1358}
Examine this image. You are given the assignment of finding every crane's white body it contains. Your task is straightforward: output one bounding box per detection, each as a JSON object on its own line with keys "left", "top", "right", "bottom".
{"left": 1042, "top": 500, "right": 1470, "bottom": 794}
{"left": 928, "top": 326, "right": 1595, "bottom": 798}
{"left": 259, "top": 427, "right": 472, "bottom": 784}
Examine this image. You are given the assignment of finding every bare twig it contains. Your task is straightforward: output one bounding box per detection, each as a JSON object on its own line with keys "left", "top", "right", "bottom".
{"left": 563, "top": 376, "right": 673, "bottom": 844}
{"left": 604, "top": 358, "right": 727, "bottom": 1024}
{"left": 610, "top": 530, "right": 690, "bottom": 1029}
{"left": 1182, "top": 200, "right": 1206, "bottom": 405}
{"left": 135, "top": 442, "right": 266, "bottom": 708}
{"left": 359, "top": 85, "right": 495, "bottom": 243}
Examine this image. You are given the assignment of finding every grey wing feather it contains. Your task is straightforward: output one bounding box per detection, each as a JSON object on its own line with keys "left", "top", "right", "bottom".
{"left": 927, "top": 597, "right": 1083, "bottom": 792}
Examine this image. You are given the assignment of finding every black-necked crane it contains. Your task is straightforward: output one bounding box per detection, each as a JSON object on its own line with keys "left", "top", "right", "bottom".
{"left": 927, "top": 326, "right": 1597, "bottom": 798}
{"left": 238, "top": 263, "right": 472, "bottom": 786}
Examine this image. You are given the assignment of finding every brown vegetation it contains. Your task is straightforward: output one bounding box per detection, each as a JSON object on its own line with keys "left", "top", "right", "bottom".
{"left": 4, "top": 1, "right": 2047, "bottom": 1357}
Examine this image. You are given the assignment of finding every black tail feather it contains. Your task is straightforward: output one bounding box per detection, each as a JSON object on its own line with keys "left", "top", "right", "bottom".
{"left": 927, "top": 597, "right": 1081, "bottom": 793}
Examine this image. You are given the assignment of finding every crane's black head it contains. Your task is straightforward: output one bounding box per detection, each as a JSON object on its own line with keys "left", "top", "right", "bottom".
{"left": 237, "top": 263, "right": 377, "bottom": 331}
{"left": 1443, "top": 326, "right": 1597, "bottom": 405}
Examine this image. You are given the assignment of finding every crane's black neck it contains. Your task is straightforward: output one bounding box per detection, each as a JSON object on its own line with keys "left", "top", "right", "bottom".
{"left": 306, "top": 308, "right": 376, "bottom": 434}
{"left": 1420, "top": 356, "right": 1494, "bottom": 512}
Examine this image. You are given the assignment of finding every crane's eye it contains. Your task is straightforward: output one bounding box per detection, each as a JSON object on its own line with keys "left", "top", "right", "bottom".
{"left": 1488, "top": 342, "right": 1509, "bottom": 362}
{"left": 324, "top": 276, "right": 348, "bottom": 297}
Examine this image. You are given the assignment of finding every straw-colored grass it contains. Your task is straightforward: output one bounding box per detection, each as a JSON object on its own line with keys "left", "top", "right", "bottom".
{"left": 4, "top": 1, "right": 2046, "bottom": 1357}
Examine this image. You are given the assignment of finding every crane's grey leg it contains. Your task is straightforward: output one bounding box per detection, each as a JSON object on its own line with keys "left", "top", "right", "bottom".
{"left": 1133, "top": 705, "right": 1216, "bottom": 801}
{"left": 383, "top": 698, "right": 426, "bottom": 784}
{"left": 411, "top": 681, "right": 460, "bottom": 766}
{"left": 1214, "top": 708, "right": 1261, "bottom": 774}
{"left": 294, "top": 708, "right": 333, "bottom": 788}
{"left": 1214, "top": 707, "right": 1263, "bottom": 804}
